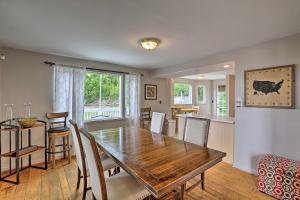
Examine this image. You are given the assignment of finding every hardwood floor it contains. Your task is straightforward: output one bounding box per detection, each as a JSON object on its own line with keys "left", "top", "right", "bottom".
{"left": 0, "top": 159, "right": 275, "bottom": 200}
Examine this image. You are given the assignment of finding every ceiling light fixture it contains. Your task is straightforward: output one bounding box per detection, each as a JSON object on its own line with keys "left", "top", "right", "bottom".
{"left": 197, "top": 75, "right": 205, "bottom": 79}
{"left": 224, "top": 64, "right": 230, "bottom": 68}
{"left": 138, "top": 37, "right": 161, "bottom": 51}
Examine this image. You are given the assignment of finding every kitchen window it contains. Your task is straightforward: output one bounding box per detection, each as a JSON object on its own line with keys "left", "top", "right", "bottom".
{"left": 174, "top": 83, "right": 192, "bottom": 105}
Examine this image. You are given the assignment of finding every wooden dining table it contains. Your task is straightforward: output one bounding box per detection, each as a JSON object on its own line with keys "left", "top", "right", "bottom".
{"left": 91, "top": 127, "right": 226, "bottom": 199}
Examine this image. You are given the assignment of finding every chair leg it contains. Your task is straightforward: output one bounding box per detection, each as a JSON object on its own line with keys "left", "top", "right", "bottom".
{"left": 51, "top": 138, "right": 56, "bottom": 168}
{"left": 76, "top": 167, "right": 81, "bottom": 189}
{"left": 82, "top": 175, "right": 88, "bottom": 200}
{"left": 66, "top": 135, "right": 71, "bottom": 164}
{"left": 48, "top": 137, "right": 52, "bottom": 164}
{"left": 201, "top": 172, "right": 205, "bottom": 190}
{"left": 63, "top": 136, "right": 66, "bottom": 159}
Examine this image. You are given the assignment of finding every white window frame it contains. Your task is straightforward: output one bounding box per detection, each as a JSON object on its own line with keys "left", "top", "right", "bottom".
{"left": 173, "top": 83, "right": 193, "bottom": 105}
{"left": 84, "top": 70, "right": 126, "bottom": 122}
{"left": 196, "top": 85, "right": 206, "bottom": 105}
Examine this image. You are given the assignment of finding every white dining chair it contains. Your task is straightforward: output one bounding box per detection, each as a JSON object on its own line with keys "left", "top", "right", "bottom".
{"left": 69, "top": 120, "right": 119, "bottom": 200}
{"left": 79, "top": 128, "right": 150, "bottom": 200}
{"left": 150, "top": 112, "right": 166, "bottom": 134}
{"left": 183, "top": 117, "right": 210, "bottom": 191}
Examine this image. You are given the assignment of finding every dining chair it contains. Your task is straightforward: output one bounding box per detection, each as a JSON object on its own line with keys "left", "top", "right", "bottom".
{"left": 79, "top": 128, "right": 150, "bottom": 200}
{"left": 183, "top": 116, "right": 210, "bottom": 191}
{"left": 69, "top": 120, "right": 120, "bottom": 200}
{"left": 150, "top": 112, "right": 166, "bottom": 134}
{"left": 46, "top": 112, "right": 71, "bottom": 168}
{"left": 140, "top": 107, "right": 151, "bottom": 129}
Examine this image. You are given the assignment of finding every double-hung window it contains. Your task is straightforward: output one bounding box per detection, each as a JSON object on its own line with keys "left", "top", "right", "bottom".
{"left": 173, "top": 83, "right": 192, "bottom": 105}
{"left": 84, "top": 71, "right": 124, "bottom": 121}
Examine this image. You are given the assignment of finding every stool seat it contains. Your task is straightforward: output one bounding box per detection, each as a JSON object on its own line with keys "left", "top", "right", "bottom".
{"left": 48, "top": 127, "right": 70, "bottom": 133}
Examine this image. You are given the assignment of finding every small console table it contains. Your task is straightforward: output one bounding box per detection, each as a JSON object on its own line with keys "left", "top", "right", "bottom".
{"left": 0, "top": 118, "right": 47, "bottom": 184}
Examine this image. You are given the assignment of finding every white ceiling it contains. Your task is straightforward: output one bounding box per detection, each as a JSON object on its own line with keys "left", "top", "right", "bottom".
{"left": 181, "top": 68, "right": 235, "bottom": 80}
{"left": 1, "top": 0, "right": 300, "bottom": 69}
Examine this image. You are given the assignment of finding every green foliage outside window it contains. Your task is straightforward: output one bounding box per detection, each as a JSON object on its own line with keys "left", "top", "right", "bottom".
{"left": 174, "top": 83, "right": 190, "bottom": 96}
{"left": 84, "top": 73, "right": 100, "bottom": 104}
{"left": 84, "top": 72, "right": 120, "bottom": 105}
{"left": 174, "top": 83, "right": 192, "bottom": 104}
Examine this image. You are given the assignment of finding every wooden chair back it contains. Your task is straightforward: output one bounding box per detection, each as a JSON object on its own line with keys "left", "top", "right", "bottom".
{"left": 150, "top": 112, "right": 166, "bottom": 134}
{"left": 140, "top": 107, "right": 151, "bottom": 119}
{"left": 69, "top": 120, "right": 87, "bottom": 177}
{"left": 46, "top": 112, "right": 68, "bottom": 128}
{"left": 80, "top": 128, "right": 108, "bottom": 200}
{"left": 183, "top": 117, "right": 210, "bottom": 147}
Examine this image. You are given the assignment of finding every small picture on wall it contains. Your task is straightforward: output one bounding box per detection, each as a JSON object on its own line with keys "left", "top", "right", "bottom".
{"left": 145, "top": 84, "right": 157, "bottom": 100}
{"left": 244, "top": 65, "right": 295, "bottom": 108}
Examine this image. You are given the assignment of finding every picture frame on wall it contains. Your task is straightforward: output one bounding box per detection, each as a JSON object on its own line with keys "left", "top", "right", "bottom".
{"left": 244, "top": 65, "right": 295, "bottom": 108}
{"left": 144, "top": 84, "right": 157, "bottom": 100}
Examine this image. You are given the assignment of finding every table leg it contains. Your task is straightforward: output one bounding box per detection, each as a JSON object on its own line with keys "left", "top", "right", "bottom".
{"left": 180, "top": 183, "right": 186, "bottom": 200}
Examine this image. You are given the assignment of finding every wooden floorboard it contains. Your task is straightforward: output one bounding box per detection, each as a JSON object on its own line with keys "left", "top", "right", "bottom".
{"left": 0, "top": 159, "right": 275, "bottom": 200}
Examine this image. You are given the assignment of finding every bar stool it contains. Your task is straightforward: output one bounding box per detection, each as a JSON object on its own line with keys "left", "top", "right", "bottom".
{"left": 46, "top": 112, "right": 71, "bottom": 168}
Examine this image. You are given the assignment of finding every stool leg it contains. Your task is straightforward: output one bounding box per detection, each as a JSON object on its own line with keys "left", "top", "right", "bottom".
{"left": 51, "top": 138, "right": 56, "bottom": 168}
{"left": 63, "top": 136, "right": 66, "bottom": 159}
{"left": 67, "top": 135, "right": 71, "bottom": 164}
{"left": 48, "top": 136, "right": 52, "bottom": 164}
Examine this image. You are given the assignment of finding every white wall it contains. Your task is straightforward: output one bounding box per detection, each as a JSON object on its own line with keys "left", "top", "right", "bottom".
{"left": 0, "top": 51, "right": 3, "bottom": 122}
{"left": 0, "top": 48, "right": 171, "bottom": 171}
{"left": 152, "top": 33, "right": 300, "bottom": 174}
{"left": 140, "top": 76, "right": 171, "bottom": 118}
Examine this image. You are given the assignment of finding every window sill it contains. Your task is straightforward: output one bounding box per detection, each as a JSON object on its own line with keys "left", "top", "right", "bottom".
{"left": 84, "top": 117, "right": 126, "bottom": 124}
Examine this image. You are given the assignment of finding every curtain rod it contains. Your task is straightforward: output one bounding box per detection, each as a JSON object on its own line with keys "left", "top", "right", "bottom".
{"left": 44, "top": 61, "right": 133, "bottom": 75}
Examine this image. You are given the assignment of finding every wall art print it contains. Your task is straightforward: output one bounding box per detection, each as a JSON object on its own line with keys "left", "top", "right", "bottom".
{"left": 244, "top": 65, "right": 295, "bottom": 108}
{"left": 144, "top": 84, "right": 157, "bottom": 100}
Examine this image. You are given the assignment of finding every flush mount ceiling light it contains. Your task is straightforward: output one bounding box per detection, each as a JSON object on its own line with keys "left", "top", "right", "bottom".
{"left": 224, "top": 64, "right": 230, "bottom": 68}
{"left": 138, "top": 37, "right": 161, "bottom": 51}
{"left": 197, "top": 75, "right": 205, "bottom": 79}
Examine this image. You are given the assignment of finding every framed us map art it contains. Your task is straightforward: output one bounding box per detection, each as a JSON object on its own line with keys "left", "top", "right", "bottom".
{"left": 244, "top": 65, "right": 295, "bottom": 108}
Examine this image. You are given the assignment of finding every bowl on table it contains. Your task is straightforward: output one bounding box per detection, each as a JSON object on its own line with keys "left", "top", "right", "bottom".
{"left": 18, "top": 117, "right": 37, "bottom": 128}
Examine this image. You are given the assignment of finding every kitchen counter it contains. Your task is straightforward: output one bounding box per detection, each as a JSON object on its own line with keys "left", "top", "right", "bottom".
{"left": 176, "top": 114, "right": 235, "bottom": 124}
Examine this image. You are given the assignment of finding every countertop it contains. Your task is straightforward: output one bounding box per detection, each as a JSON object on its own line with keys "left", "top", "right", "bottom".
{"left": 176, "top": 114, "right": 235, "bottom": 124}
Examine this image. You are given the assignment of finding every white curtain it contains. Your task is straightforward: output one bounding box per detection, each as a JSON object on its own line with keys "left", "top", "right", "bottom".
{"left": 53, "top": 65, "right": 86, "bottom": 127}
{"left": 125, "top": 74, "right": 141, "bottom": 127}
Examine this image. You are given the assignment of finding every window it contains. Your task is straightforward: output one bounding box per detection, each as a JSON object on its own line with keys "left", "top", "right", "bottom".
{"left": 197, "top": 85, "right": 206, "bottom": 104}
{"left": 84, "top": 71, "right": 124, "bottom": 121}
{"left": 174, "top": 83, "right": 192, "bottom": 105}
{"left": 216, "top": 85, "right": 228, "bottom": 116}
